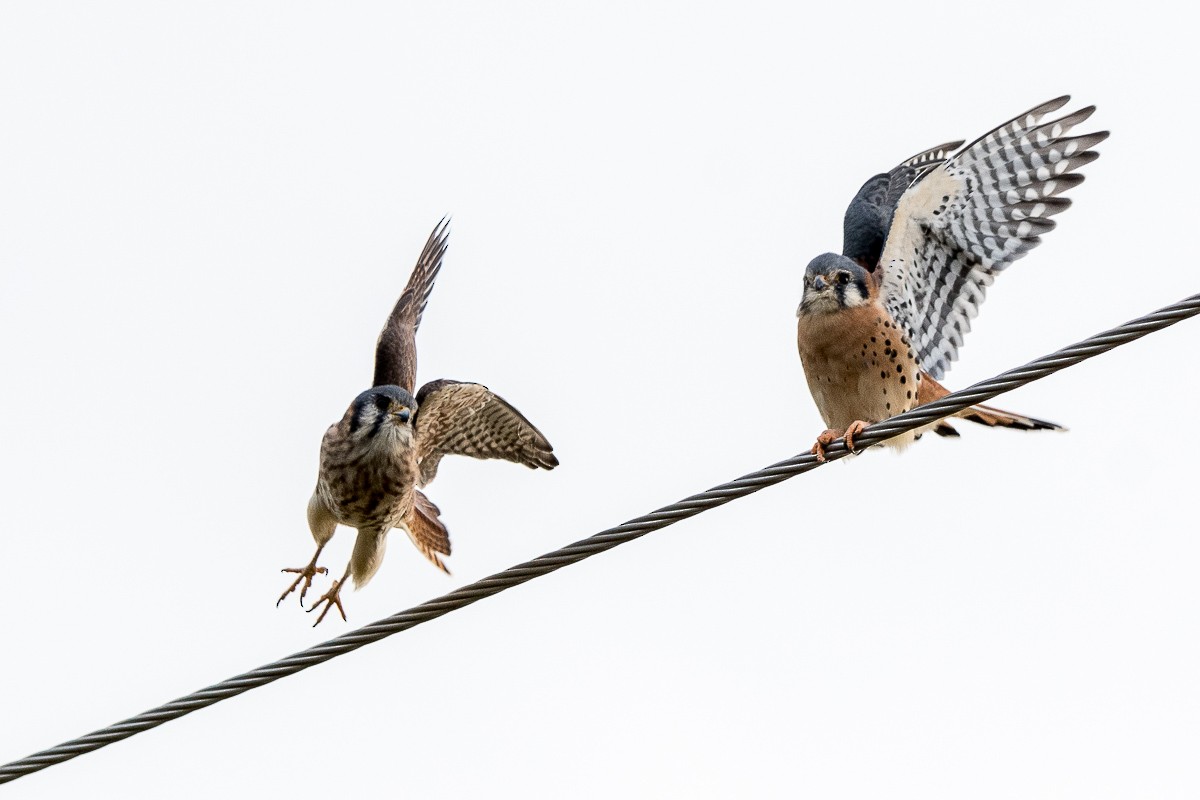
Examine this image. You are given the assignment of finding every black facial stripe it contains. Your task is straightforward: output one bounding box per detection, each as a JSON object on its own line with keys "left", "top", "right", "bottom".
{"left": 369, "top": 410, "right": 386, "bottom": 439}
{"left": 349, "top": 396, "right": 371, "bottom": 435}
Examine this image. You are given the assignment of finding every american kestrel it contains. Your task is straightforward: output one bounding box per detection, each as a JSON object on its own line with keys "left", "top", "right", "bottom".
{"left": 277, "top": 220, "right": 559, "bottom": 624}
{"left": 796, "top": 97, "right": 1107, "bottom": 461}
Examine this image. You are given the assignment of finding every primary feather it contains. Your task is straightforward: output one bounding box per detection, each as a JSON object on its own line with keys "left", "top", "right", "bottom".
{"left": 876, "top": 97, "right": 1107, "bottom": 379}
{"left": 373, "top": 218, "right": 451, "bottom": 393}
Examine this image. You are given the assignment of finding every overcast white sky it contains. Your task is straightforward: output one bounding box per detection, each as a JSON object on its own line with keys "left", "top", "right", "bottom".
{"left": 2, "top": 3, "right": 1199, "bottom": 798}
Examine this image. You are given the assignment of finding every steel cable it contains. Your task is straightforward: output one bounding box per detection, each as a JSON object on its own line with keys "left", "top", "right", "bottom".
{"left": 2, "top": 292, "right": 1198, "bottom": 785}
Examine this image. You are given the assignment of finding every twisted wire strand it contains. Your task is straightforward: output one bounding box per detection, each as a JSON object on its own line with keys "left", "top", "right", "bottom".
{"left": 2, "top": 293, "right": 1198, "bottom": 785}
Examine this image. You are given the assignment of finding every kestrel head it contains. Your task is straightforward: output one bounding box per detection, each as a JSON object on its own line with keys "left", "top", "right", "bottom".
{"left": 797, "top": 252, "right": 873, "bottom": 316}
{"left": 346, "top": 385, "right": 417, "bottom": 440}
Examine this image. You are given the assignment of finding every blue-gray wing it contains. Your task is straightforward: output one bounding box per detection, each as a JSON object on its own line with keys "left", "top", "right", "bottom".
{"left": 878, "top": 97, "right": 1107, "bottom": 379}
{"left": 372, "top": 219, "right": 450, "bottom": 393}
{"left": 842, "top": 141, "right": 963, "bottom": 270}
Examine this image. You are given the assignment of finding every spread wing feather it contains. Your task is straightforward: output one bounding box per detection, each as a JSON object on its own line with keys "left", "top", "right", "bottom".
{"left": 372, "top": 219, "right": 450, "bottom": 393}
{"left": 413, "top": 380, "right": 558, "bottom": 486}
{"left": 878, "top": 97, "right": 1107, "bottom": 379}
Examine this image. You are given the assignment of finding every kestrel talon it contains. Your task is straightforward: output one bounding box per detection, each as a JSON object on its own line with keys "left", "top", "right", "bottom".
{"left": 795, "top": 97, "right": 1107, "bottom": 460}
{"left": 278, "top": 220, "right": 558, "bottom": 624}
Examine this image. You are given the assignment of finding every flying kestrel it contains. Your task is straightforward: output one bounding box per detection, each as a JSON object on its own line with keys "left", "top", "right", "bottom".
{"left": 278, "top": 220, "right": 558, "bottom": 624}
{"left": 795, "top": 97, "right": 1107, "bottom": 460}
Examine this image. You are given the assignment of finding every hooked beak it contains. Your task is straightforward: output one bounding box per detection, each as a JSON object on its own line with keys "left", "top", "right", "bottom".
{"left": 812, "top": 275, "right": 828, "bottom": 291}
{"left": 392, "top": 407, "right": 411, "bottom": 424}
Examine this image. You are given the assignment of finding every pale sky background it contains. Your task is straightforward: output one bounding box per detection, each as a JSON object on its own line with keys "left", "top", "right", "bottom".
{"left": 2, "top": 3, "right": 1198, "bottom": 798}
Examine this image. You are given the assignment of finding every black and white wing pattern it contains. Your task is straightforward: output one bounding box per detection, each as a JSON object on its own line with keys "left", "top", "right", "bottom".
{"left": 372, "top": 218, "right": 451, "bottom": 393}
{"left": 842, "top": 141, "right": 963, "bottom": 270}
{"left": 413, "top": 379, "right": 559, "bottom": 487}
{"left": 878, "top": 97, "right": 1108, "bottom": 379}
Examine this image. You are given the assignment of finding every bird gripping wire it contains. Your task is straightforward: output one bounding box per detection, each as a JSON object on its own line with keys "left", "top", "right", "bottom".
{"left": 2, "top": 292, "right": 1199, "bottom": 785}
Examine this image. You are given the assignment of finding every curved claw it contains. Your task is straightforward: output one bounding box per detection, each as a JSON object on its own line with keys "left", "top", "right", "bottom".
{"left": 811, "top": 423, "right": 871, "bottom": 462}
{"left": 276, "top": 563, "right": 329, "bottom": 607}
{"left": 811, "top": 428, "right": 842, "bottom": 463}
{"left": 308, "top": 579, "right": 347, "bottom": 627}
{"left": 844, "top": 420, "right": 869, "bottom": 454}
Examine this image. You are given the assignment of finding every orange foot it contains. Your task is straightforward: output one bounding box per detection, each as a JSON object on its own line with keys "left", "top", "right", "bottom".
{"left": 277, "top": 560, "right": 329, "bottom": 607}
{"left": 308, "top": 578, "right": 347, "bottom": 627}
{"left": 810, "top": 420, "right": 870, "bottom": 463}
{"left": 811, "top": 428, "right": 842, "bottom": 463}
{"left": 843, "top": 420, "right": 868, "bottom": 453}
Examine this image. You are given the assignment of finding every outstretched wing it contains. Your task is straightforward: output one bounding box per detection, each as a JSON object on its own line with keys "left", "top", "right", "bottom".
{"left": 402, "top": 489, "right": 452, "bottom": 573}
{"left": 372, "top": 219, "right": 451, "bottom": 393}
{"left": 413, "top": 379, "right": 559, "bottom": 486}
{"left": 878, "top": 97, "right": 1107, "bottom": 379}
{"left": 842, "top": 141, "right": 964, "bottom": 271}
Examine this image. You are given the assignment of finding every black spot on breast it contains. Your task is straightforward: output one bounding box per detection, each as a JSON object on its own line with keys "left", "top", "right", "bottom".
{"left": 906, "top": 390, "right": 912, "bottom": 399}
{"left": 880, "top": 370, "right": 887, "bottom": 379}
{"left": 896, "top": 365, "right": 903, "bottom": 373}
{"left": 900, "top": 376, "right": 907, "bottom": 384}
{"left": 870, "top": 336, "right": 876, "bottom": 343}
{"left": 885, "top": 402, "right": 891, "bottom": 410}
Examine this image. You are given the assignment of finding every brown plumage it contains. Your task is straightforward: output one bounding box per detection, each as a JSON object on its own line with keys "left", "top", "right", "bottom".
{"left": 278, "top": 220, "right": 558, "bottom": 625}
{"left": 795, "top": 262, "right": 1062, "bottom": 460}
{"left": 404, "top": 490, "right": 451, "bottom": 574}
{"left": 414, "top": 379, "right": 558, "bottom": 486}
{"left": 795, "top": 99, "right": 1102, "bottom": 459}
{"left": 373, "top": 220, "right": 448, "bottom": 393}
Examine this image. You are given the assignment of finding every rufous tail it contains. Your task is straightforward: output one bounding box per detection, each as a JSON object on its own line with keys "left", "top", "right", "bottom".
{"left": 919, "top": 373, "right": 1065, "bottom": 437}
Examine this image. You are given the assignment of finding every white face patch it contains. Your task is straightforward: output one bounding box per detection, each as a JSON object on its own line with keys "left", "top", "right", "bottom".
{"left": 799, "top": 271, "right": 870, "bottom": 315}
{"left": 838, "top": 279, "right": 870, "bottom": 308}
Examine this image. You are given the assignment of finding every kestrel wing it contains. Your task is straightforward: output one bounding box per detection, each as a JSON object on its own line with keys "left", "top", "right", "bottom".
{"left": 413, "top": 380, "right": 559, "bottom": 486}
{"left": 878, "top": 97, "right": 1107, "bottom": 379}
{"left": 402, "top": 489, "right": 451, "bottom": 573}
{"left": 372, "top": 219, "right": 450, "bottom": 393}
{"left": 842, "top": 141, "right": 964, "bottom": 271}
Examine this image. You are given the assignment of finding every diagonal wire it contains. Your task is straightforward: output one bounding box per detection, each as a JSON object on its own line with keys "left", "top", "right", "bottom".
{"left": 2, "top": 293, "right": 1198, "bottom": 785}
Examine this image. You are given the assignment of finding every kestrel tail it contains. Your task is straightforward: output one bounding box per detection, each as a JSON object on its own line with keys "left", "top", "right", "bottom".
{"left": 277, "top": 219, "right": 559, "bottom": 625}
{"left": 795, "top": 96, "right": 1107, "bottom": 461}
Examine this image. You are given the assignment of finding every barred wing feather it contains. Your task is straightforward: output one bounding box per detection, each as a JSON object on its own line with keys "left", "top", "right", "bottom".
{"left": 413, "top": 380, "right": 558, "bottom": 487}
{"left": 878, "top": 97, "right": 1107, "bottom": 379}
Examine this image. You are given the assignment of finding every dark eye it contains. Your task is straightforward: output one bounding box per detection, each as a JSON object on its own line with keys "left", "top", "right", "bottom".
{"left": 373, "top": 394, "right": 391, "bottom": 412}
{"left": 836, "top": 271, "right": 850, "bottom": 286}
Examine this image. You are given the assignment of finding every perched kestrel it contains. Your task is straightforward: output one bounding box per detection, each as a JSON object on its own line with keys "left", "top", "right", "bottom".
{"left": 795, "top": 97, "right": 1107, "bottom": 461}
{"left": 278, "top": 220, "right": 558, "bottom": 624}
